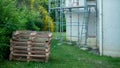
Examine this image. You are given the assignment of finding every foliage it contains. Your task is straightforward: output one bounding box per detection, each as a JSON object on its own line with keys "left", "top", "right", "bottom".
{"left": 0, "top": 44, "right": 9, "bottom": 60}
{"left": 37, "top": 5, "right": 54, "bottom": 31}
{"left": 24, "top": 9, "right": 40, "bottom": 31}
{"left": 38, "top": 0, "right": 48, "bottom": 10}
{"left": 0, "top": 0, "right": 26, "bottom": 59}
{"left": 16, "top": 0, "right": 54, "bottom": 32}
{"left": 38, "top": 0, "right": 66, "bottom": 31}
{"left": 35, "top": 0, "right": 66, "bottom": 32}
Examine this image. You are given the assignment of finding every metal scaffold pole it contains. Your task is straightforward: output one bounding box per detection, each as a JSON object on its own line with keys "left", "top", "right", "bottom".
{"left": 55, "top": 0, "right": 59, "bottom": 39}
{"left": 77, "top": 12, "right": 80, "bottom": 46}
{"left": 80, "top": 0, "right": 89, "bottom": 48}
{"left": 84, "top": 0, "right": 88, "bottom": 47}
{"left": 61, "top": 0, "right": 64, "bottom": 40}
{"left": 60, "top": 0, "right": 63, "bottom": 43}
{"left": 68, "top": 8, "right": 72, "bottom": 44}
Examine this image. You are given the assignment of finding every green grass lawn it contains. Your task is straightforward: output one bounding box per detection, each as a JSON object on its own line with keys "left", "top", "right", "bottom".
{"left": 0, "top": 38, "right": 120, "bottom": 68}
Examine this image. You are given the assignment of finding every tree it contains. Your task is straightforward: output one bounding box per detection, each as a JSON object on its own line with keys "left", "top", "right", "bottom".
{"left": 16, "top": 0, "right": 54, "bottom": 31}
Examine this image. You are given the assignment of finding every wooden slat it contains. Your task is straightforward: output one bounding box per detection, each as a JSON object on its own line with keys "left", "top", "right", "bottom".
{"left": 30, "top": 55, "right": 46, "bottom": 57}
{"left": 13, "top": 46, "right": 28, "bottom": 49}
{"left": 12, "top": 42, "right": 28, "bottom": 46}
{"left": 13, "top": 34, "right": 51, "bottom": 38}
{"left": 12, "top": 53, "right": 48, "bottom": 58}
{"left": 13, "top": 46, "right": 48, "bottom": 49}
{"left": 13, "top": 50, "right": 49, "bottom": 54}
{"left": 32, "top": 42, "right": 46, "bottom": 46}
{"left": 11, "top": 41, "right": 50, "bottom": 47}
{"left": 12, "top": 54, "right": 28, "bottom": 56}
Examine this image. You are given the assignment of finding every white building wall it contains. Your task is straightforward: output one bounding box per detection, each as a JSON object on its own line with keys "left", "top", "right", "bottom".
{"left": 65, "top": 0, "right": 97, "bottom": 48}
{"left": 86, "top": 6, "right": 97, "bottom": 48}
{"left": 88, "top": 7, "right": 97, "bottom": 37}
{"left": 102, "top": 0, "right": 120, "bottom": 57}
{"left": 65, "top": 0, "right": 85, "bottom": 41}
{"left": 65, "top": 0, "right": 120, "bottom": 57}
{"left": 65, "top": 0, "right": 85, "bottom": 7}
{"left": 65, "top": 12, "right": 84, "bottom": 41}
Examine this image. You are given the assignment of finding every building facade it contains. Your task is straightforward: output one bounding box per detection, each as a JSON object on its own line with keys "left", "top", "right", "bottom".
{"left": 65, "top": 0, "right": 120, "bottom": 57}
{"left": 65, "top": 0, "right": 97, "bottom": 49}
{"left": 97, "top": 0, "right": 120, "bottom": 57}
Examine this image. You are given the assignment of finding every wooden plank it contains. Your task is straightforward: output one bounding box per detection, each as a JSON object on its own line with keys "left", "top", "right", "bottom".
{"left": 13, "top": 46, "right": 28, "bottom": 49}
{"left": 12, "top": 46, "right": 50, "bottom": 50}
{"left": 11, "top": 41, "right": 50, "bottom": 47}
{"left": 31, "top": 46, "right": 50, "bottom": 49}
{"left": 13, "top": 50, "right": 49, "bottom": 53}
{"left": 31, "top": 48, "right": 50, "bottom": 51}
{"left": 13, "top": 59, "right": 27, "bottom": 61}
{"left": 13, "top": 48, "right": 27, "bottom": 51}
{"left": 13, "top": 46, "right": 49, "bottom": 49}
{"left": 13, "top": 34, "right": 52, "bottom": 38}
{"left": 12, "top": 54, "right": 28, "bottom": 56}
{"left": 32, "top": 38, "right": 49, "bottom": 43}
{"left": 13, "top": 46, "right": 48, "bottom": 50}
{"left": 13, "top": 31, "right": 52, "bottom": 37}
{"left": 12, "top": 38, "right": 51, "bottom": 43}
{"left": 12, "top": 53, "right": 49, "bottom": 57}
{"left": 13, "top": 50, "right": 49, "bottom": 55}
{"left": 12, "top": 58, "right": 28, "bottom": 61}
{"left": 31, "top": 47, "right": 49, "bottom": 50}
{"left": 12, "top": 57, "right": 46, "bottom": 62}
{"left": 12, "top": 38, "right": 28, "bottom": 42}
{"left": 32, "top": 42, "right": 50, "bottom": 47}
{"left": 13, "top": 48, "right": 49, "bottom": 51}
{"left": 30, "top": 55, "right": 46, "bottom": 57}
{"left": 11, "top": 41, "right": 28, "bottom": 46}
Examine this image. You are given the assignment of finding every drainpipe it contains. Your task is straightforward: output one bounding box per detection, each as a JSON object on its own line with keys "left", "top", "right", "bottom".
{"left": 98, "top": 0, "right": 103, "bottom": 56}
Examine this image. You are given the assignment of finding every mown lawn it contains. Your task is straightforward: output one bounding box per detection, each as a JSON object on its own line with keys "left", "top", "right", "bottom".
{"left": 0, "top": 39, "right": 120, "bottom": 68}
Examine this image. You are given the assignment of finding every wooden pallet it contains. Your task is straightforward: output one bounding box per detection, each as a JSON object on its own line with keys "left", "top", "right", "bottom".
{"left": 9, "top": 31, "right": 52, "bottom": 62}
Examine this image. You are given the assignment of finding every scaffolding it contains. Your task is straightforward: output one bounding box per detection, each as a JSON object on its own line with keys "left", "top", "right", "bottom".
{"left": 48, "top": 0, "right": 97, "bottom": 48}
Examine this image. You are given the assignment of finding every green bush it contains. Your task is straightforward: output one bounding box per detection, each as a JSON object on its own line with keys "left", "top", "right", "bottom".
{"left": 0, "top": 44, "right": 9, "bottom": 60}
{"left": 0, "top": 0, "right": 26, "bottom": 60}
{"left": 16, "top": 0, "right": 55, "bottom": 32}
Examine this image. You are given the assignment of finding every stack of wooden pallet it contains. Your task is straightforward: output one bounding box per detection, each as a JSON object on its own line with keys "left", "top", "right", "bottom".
{"left": 9, "top": 31, "right": 52, "bottom": 62}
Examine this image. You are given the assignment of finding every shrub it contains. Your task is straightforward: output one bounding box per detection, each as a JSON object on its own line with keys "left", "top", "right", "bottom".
{"left": 0, "top": 0, "right": 26, "bottom": 59}
{"left": 16, "top": 0, "right": 55, "bottom": 32}
{"left": 0, "top": 44, "right": 9, "bottom": 60}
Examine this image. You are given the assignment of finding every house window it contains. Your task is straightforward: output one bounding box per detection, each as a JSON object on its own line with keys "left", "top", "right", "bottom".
{"left": 67, "top": 0, "right": 72, "bottom": 7}
{"left": 73, "top": 0, "right": 79, "bottom": 6}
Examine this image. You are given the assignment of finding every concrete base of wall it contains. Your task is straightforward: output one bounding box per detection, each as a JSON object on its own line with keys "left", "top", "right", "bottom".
{"left": 103, "top": 51, "right": 120, "bottom": 58}
{"left": 66, "top": 37, "right": 98, "bottom": 49}
{"left": 87, "top": 38, "right": 98, "bottom": 49}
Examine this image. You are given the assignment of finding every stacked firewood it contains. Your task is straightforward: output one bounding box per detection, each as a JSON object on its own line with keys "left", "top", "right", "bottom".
{"left": 9, "top": 31, "right": 52, "bottom": 62}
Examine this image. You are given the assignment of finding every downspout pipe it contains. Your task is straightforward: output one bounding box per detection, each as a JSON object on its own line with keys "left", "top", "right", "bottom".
{"left": 98, "top": 0, "right": 103, "bottom": 56}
